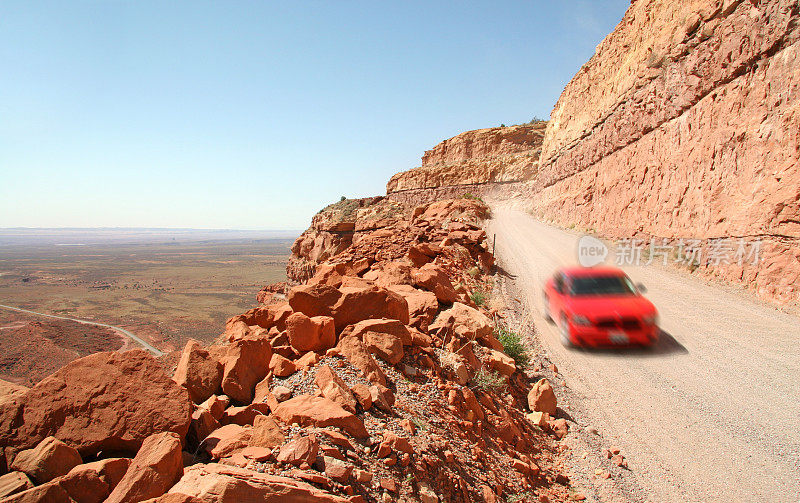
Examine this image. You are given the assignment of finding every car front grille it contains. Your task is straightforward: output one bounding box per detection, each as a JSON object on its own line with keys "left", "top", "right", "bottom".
{"left": 594, "top": 317, "right": 640, "bottom": 330}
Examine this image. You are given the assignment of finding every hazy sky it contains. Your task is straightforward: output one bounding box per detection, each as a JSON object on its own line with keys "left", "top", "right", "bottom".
{"left": 0, "top": 1, "right": 629, "bottom": 230}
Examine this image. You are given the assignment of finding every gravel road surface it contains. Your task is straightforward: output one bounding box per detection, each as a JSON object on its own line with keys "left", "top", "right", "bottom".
{"left": 487, "top": 207, "right": 800, "bottom": 503}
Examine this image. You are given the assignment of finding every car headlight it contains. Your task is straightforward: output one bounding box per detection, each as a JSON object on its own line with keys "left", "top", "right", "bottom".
{"left": 572, "top": 314, "right": 592, "bottom": 326}
{"left": 643, "top": 314, "right": 659, "bottom": 325}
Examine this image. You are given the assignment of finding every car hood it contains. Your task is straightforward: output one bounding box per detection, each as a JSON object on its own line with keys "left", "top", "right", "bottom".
{"left": 566, "top": 295, "right": 656, "bottom": 318}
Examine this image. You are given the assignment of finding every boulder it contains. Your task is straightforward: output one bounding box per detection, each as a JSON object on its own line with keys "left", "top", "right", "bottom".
{"left": 172, "top": 340, "right": 223, "bottom": 404}
{"left": 202, "top": 425, "right": 252, "bottom": 460}
{"left": 488, "top": 350, "right": 516, "bottom": 377}
{"left": 10, "top": 436, "right": 82, "bottom": 484}
{"left": 250, "top": 415, "right": 285, "bottom": 449}
{"left": 412, "top": 263, "right": 457, "bottom": 303}
{"left": 220, "top": 403, "right": 270, "bottom": 427}
{"left": 430, "top": 302, "right": 494, "bottom": 342}
{"left": 0, "top": 472, "right": 33, "bottom": 499}
{"left": 528, "top": 379, "right": 557, "bottom": 415}
{"left": 198, "top": 395, "right": 229, "bottom": 421}
{"left": 188, "top": 407, "right": 220, "bottom": 447}
{"left": 0, "top": 481, "right": 73, "bottom": 503}
{"left": 66, "top": 458, "right": 130, "bottom": 494}
{"left": 52, "top": 465, "right": 109, "bottom": 503}
{"left": 288, "top": 284, "right": 341, "bottom": 318}
{"left": 348, "top": 319, "right": 412, "bottom": 346}
{"left": 350, "top": 384, "right": 372, "bottom": 411}
{"left": 335, "top": 334, "right": 387, "bottom": 386}
{"left": 314, "top": 365, "right": 357, "bottom": 413}
{"left": 376, "top": 432, "right": 413, "bottom": 458}
{"left": 285, "top": 313, "right": 336, "bottom": 354}
{"left": 272, "top": 395, "right": 368, "bottom": 438}
{"left": 276, "top": 435, "right": 319, "bottom": 466}
{"left": 141, "top": 494, "right": 205, "bottom": 503}
{"left": 0, "top": 380, "right": 28, "bottom": 408}
{"left": 268, "top": 354, "right": 297, "bottom": 377}
{"left": 0, "top": 350, "right": 191, "bottom": 459}
{"left": 331, "top": 286, "right": 409, "bottom": 332}
{"left": 221, "top": 335, "right": 272, "bottom": 404}
{"left": 106, "top": 432, "right": 184, "bottom": 503}
{"left": 167, "top": 463, "right": 349, "bottom": 502}
{"left": 387, "top": 285, "right": 438, "bottom": 331}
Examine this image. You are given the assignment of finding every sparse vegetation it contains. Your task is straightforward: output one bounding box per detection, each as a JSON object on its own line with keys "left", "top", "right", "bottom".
{"left": 411, "top": 416, "right": 431, "bottom": 431}
{"left": 461, "top": 192, "right": 485, "bottom": 203}
{"left": 507, "top": 492, "right": 534, "bottom": 503}
{"left": 467, "top": 266, "right": 480, "bottom": 278}
{"left": 470, "top": 288, "right": 488, "bottom": 307}
{"left": 497, "top": 326, "right": 530, "bottom": 369}
{"left": 473, "top": 368, "right": 506, "bottom": 391}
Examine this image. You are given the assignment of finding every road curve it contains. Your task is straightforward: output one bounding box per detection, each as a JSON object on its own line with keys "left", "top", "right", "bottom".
{"left": 0, "top": 304, "right": 163, "bottom": 357}
{"left": 487, "top": 207, "right": 800, "bottom": 503}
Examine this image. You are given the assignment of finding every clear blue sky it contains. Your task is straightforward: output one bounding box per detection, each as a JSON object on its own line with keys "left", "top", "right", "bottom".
{"left": 0, "top": 1, "right": 629, "bottom": 230}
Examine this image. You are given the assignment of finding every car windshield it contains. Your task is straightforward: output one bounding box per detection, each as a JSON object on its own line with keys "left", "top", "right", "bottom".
{"left": 569, "top": 275, "right": 637, "bottom": 296}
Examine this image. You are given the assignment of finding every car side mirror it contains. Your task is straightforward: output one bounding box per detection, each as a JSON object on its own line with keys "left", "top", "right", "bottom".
{"left": 636, "top": 282, "right": 647, "bottom": 293}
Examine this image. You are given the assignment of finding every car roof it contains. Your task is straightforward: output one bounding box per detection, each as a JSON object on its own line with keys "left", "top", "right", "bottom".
{"left": 560, "top": 266, "right": 628, "bottom": 278}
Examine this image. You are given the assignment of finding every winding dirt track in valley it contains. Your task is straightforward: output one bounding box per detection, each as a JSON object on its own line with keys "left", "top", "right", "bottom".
{"left": 487, "top": 206, "right": 800, "bottom": 503}
{"left": 0, "top": 304, "right": 163, "bottom": 357}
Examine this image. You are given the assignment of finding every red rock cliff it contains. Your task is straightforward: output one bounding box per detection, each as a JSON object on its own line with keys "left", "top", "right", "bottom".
{"left": 534, "top": 0, "right": 799, "bottom": 304}
{"left": 386, "top": 123, "right": 546, "bottom": 205}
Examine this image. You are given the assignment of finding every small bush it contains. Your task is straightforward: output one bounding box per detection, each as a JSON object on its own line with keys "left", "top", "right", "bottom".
{"left": 461, "top": 193, "right": 485, "bottom": 203}
{"left": 340, "top": 195, "right": 346, "bottom": 201}
{"left": 473, "top": 368, "right": 505, "bottom": 392}
{"left": 467, "top": 266, "right": 480, "bottom": 278}
{"left": 497, "top": 326, "right": 530, "bottom": 369}
{"left": 470, "top": 289, "right": 488, "bottom": 307}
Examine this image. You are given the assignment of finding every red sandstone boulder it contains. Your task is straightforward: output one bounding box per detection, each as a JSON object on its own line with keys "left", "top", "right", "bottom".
{"left": 376, "top": 432, "right": 413, "bottom": 458}
{"left": 172, "top": 340, "right": 223, "bottom": 404}
{"left": 106, "top": 432, "right": 183, "bottom": 503}
{"left": 0, "top": 380, "right": 28, "bottom": 408}
{"left": 0, "top": 350, "right": 191, "bottom": 459}
{"left": 363, "top": 330, "right": 404, "bottom": 365}
{"left": 488, "top": 350, "right": 516, "bottom": 376}
{"left": 288, "top": 284, "right": 341, "bottom": 318}
{"left": 220, "top": 335, "right": 272, "bottom": 404}
{"left": 314, "top": 365, "right": 357, "bottom": 413}
{"left": 166, "top": 463, "right": 349, "bottom": 502}
{"left": 272, "top": 395, "right": 368, "bottom": 438}
{"left": 430, "top": 302, "right": 494, "bottom": 343}
{"left": 220, "top": 403, "right": 271, "bottom": 427}
{"left": 67, "top": 458, "right": 130, "bottom": 494}
{"left": 53, "top": 463, "right": 109, "bottom": 503}
{"left": 285, "top": 312, "right": 336, "bottom": 353}
{"left": 387, "top": 285, "right": 438, "bottom": 331}
{"left": 0, "top": 472, "right": 33, "bottom": 499}
{"left": 199, "top": 395, "right": 229, "bottom": 421}
{"left": 10, "top": 436, "right": 82, "bottom": 484}
{"left": 250, "top": 415, "right": 285, "bottom": 449}
{"left": 412, "top": 263, "right": 457, "bottom": 303}
{"left": 202, "top": 424, "right": 252, "bottom": 460}
{"left": 330, "top": 285, "right": 409, "bottom": 332}
{"left": 528, "top": 378, "right": 557, "bottom": 415}
{"left": 350, "top": 384, "right": 372, "bottom": 411}
{"left": 276, "top": 435, "right": 319, "bottom": 466}
{"left": 268, "top": 354, "right": 297, "bottom": 377}
{"left": 188, "top": 407, "right": 220, "bottom": 447}
{"left": 335, "top": 333, "right": 387, "bottom": 386}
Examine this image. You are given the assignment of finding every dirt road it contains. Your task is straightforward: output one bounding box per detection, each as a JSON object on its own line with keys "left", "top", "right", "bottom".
{"left": 487, "top": 207, "right": 800, "bottom": 503}
{"left": 0, "top": 304, "right": 163, "bottom": 357}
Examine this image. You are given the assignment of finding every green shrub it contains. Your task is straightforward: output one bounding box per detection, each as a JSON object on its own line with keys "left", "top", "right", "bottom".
{"left": 470, "top": 289, "right": 488, "bottom": 307}
{"left": 461, "top": 193, "right": 485, "bottom": 203}
{"left": 467, "top": 266, "right": 480, "bottom": 278}
{"left": 473, "top": 368, "right": 506, "bottom": 392}
{"left": 497, "top": 326, "right": 530, "bottom": 369}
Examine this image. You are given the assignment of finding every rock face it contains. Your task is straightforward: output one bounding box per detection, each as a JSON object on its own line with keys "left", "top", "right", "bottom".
{"left": 172, "top": 340, "right": 223, "bottom": 404}
{"left": 9, "top": 436, "right": 82, "bottom": 484}
{"left": 0, "top": 350, "right": 191, "bottom": 459}
{"left": 167, "top": 463, "right": 348, "bottom": 502}
{"left": 533, "top": 0, "right": 800, "bottom": 304}
{"left": 387, "top": 124, "right": 547, "bottom": 200}
{"left": 105, "top": 432, "right": 184, "bottom": 503}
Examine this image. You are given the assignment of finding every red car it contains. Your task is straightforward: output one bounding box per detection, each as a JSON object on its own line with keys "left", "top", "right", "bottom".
{"left": 543, "top": 266, "right": 659, "bottom": 347}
